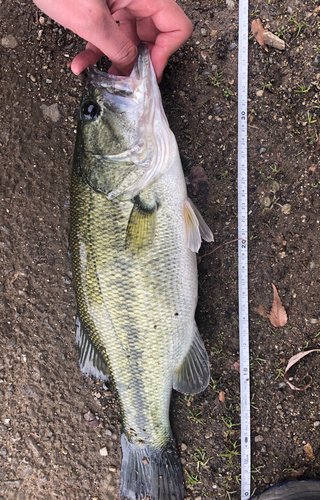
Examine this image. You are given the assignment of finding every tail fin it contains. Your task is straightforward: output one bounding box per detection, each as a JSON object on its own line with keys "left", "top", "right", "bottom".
{"left": 120, "top": 434, "right": 184, "bottom": 500}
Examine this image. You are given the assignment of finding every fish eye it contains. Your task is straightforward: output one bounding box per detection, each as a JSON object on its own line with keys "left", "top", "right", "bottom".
{"left": 82, "top": 101, "right": 101, "bottom": 120}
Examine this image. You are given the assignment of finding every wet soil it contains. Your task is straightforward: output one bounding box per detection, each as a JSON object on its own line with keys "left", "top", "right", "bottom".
{"left": 1, "top": 0, "right": 320, "bottom": 499}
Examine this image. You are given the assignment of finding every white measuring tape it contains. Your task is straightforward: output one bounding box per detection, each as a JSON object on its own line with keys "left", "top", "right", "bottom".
{"left": 238, "top": 0, "right": 250, "bottom": 498}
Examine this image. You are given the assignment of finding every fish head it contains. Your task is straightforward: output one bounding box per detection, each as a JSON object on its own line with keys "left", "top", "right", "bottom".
{"left": 74, "top": 44, "right": 176, "bottom": 199}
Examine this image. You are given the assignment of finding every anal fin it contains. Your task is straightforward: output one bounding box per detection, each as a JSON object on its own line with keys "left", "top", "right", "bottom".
{"left": 173, "top": 324, "right": 210, "bottom": 394}
{"left": 76, "top": 316, "right": 109, "bottom": 381}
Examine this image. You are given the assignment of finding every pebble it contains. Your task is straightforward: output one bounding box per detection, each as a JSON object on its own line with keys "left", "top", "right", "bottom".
{"left": 200, "top": 28, "right": 207, "bottom": 36}
{"left": 281, "top": 204, "right": 291, "bottom": 215}
{"left": 255, "top": 435, "right": 263, "bottom": 442}
{"left": 259, "top": 147, "right": 266, "bottom": 154}
{"left": 214, "top": 107, "right": 221, "bottom": 115}
{"left": 313, "top": 54, "right": 320, "bottom": 67}
{"left": 109, "top": 466, "right": 117, "bottom": 472}
{"left": 40, "top": 103, "right": 61, "bottom": 123}
{"left": 181, "top": 443, "right": 187, "bottom": 451}
{"left": 105, "top": 429, "right": 112, "bottom": 436}
{"left": 256, "top": 90, "right": 264, "bottom": 97}
{"left": 1, "top": 35, "right": 18, "bottom": 49}
{"left": 99, "top": 447, "right": 108, "bottom": 456}
{"left": 205, "top": 432, "right": 213, "bottom": 439}
{"left": 228, "top": 42, "right": 237, "bottom": 51}
{"left": 39, "top": 15, "right": 45, "bottom": 25}
{"left": 314, "top": 421, "right": 320, "bottom": 427}
{"left": 261, "top": 446, "right": 267, "bottom": 453}
{"left": 287, "top": 6, "right": 293, "bottom": 13}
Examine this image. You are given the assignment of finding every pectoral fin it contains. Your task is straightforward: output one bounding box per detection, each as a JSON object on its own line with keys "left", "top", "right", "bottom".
{"left": 173, "top": 324, "right": 210, "bottom": 394}
{"left": 76, "top": 316, "right": 110, "bottom": 381}
{"left": 125, "top": 194, "right": 158, "bottom": 252}
{"left": 184, "top": 198, "right": 213, "bottom": 252}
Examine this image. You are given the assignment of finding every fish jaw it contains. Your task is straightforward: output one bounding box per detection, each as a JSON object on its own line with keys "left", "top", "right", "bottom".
{"left": 75, "top": 44, "right": 176, "bottom": 200}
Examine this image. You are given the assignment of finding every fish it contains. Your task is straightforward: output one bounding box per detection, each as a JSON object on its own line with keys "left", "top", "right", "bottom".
{"left": 70, "top": 44, "right": 213, "bottom": 500}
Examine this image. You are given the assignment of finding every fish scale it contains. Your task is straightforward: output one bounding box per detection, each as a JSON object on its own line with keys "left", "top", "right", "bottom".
{"left": 70, "top": 45, "right": 213, "bottom": 500}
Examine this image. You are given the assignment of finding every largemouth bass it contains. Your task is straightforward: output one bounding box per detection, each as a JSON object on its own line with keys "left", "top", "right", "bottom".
{"left": 70, "top": 44, "right": 213, "bottom": 500}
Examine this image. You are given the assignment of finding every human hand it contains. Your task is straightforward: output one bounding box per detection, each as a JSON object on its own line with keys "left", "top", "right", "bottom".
{"left": 32, "top": 0, "right": 193, "bottom": 82}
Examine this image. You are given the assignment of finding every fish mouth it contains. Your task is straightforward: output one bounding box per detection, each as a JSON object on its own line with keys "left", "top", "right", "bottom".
{"left": 87, "top": 44, "right": 151, "bottom": 98}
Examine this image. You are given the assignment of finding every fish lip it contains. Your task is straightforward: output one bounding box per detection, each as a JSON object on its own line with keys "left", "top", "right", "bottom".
{"left": 87, "top": 44, "right": 150, "bottom": 96}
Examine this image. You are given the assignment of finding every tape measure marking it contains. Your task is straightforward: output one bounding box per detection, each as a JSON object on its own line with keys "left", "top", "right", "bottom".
{"left": 238, "top": 0, "right": 251, "bottom": 498}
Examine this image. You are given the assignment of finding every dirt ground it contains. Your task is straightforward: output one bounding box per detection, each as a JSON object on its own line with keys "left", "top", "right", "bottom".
{"left": 1, "top": 0, "right": 320, "bottom": 499}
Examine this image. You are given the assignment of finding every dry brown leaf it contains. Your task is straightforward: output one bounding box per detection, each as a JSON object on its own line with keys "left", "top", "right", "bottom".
{"left": 269, "top": 284, "right": 287, "bottom": 327}
{"left": 233, "top": 360, "right": 240, "bottom": 372}
{"left": 189, "top": 165, "right": 209, "bottom": 206}
{"left": 219, "top": 391, "right": 225, "bottom": 403}
{"left": 284, "top": 349, "right": 320, "bottom": 390}
{"left": 263, "top": 31, "right": 285, "bottom": 50}
{"left": 252, "top": 19, "right": 268, "bottom": 51}
{"left": 304, "top": 443, "right": 315, "bottom": 461}
{"left": 290, "top": 466, "right": 307, "bottom": 478}
{"left": 253, "top": 305, "right": 269, "bottom": 318}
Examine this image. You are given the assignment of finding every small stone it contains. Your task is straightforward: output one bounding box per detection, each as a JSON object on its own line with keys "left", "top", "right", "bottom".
{"left": 261, "top": 196, "right": 271, "bottom": 208}
{"left": 310, "top": 318, "right": 318, "bottom": 324}
{"left": 1, "top": 35, "right": 18, "bottom": 49}
{"left": 99, "top": 447, "right": 108, "bottom": 456}
{"left": 314, "top": 421, "right": 320, "bottom": 427}
{"left": 259, "top": 147, "right": 266, "bottom": 154}
{"left": 105, "top": 429, "right": 112, "bottom": 436}
{"left": 261, "top": 446, "right": 267, "bottom": 453}
{"left": 30, "top": 75, "right": 36, "bottom": 83}
{"left": 255, "top": 435, "right": 263, "bottom": 442}
{"left": 256, "top": 90, "right": 264, "bottom": 97}
{"left": 287, "top": 6, "right": 293, "bottom": 14}
{"left": 281, "top": 204, "right": 291, "bottom": 215}
{"left": 181, "top": 443, "right": 187, "bottom": 451}
{"left": 205, "top": 432, "right": 213, "bottom": 439}
{"left": 4, "top": 419, "right": 10, "bottom": 425}
{"left": 228, "top": 42, "right": 237, "bottom": 51}
{"left": 313, "top": 54, "right": 320, "bottom": 67}
{"left": 46, "top": 79, "right": 53, "bottom": 84}
{"left": 109, "top": 466, "right": 117, "bottom": 472}
{"left": 39, "top": 15, "right": 45, "bottom": 25}
{"left": 214, "top": 107, "right": 221, "bottom": 115}
{"left": 200, "top": 28, "right": 207, "bottom": 36}
{"left": 40, "top": 103, "right": 61, "bottom": 123}
{"left": 211, "top": 65, "right": 217, "bottom": 72}
{"left": 210, "top": 29, "right": 218, "bottom": 37}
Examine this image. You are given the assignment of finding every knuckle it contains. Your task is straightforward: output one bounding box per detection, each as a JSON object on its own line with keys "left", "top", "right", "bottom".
{"left": 114, "top": 42, "right": 137, "bottom": 66}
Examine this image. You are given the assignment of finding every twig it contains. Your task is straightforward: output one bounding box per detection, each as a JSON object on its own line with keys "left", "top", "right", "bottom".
{"left": 199, "top": 238, "right": 245, "bottom": 260}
